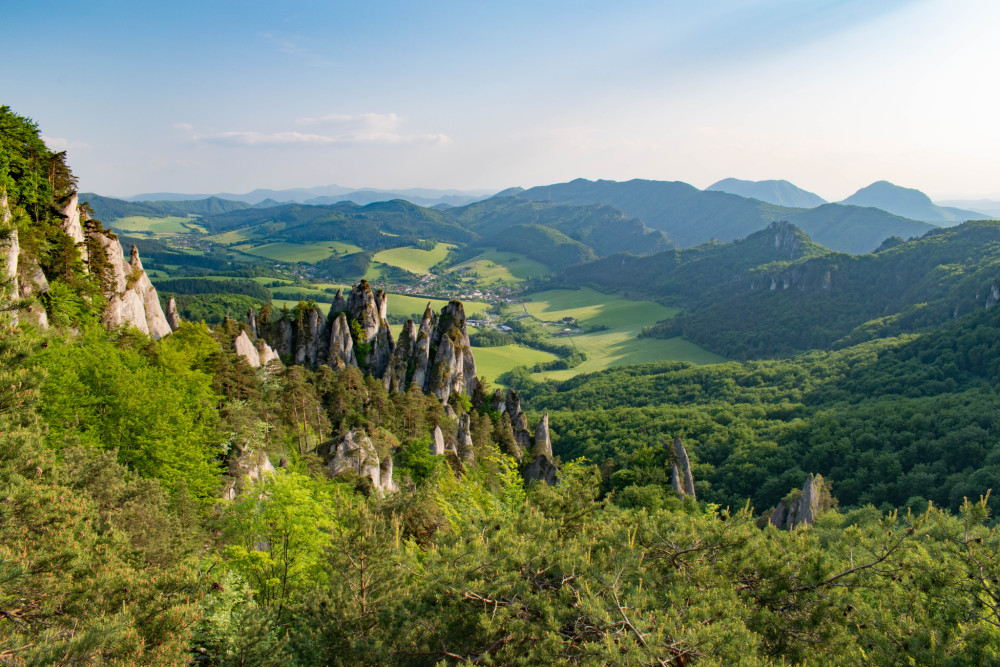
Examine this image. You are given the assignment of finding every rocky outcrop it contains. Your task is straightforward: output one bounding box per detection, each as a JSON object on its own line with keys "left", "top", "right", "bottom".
{"left": 247, "top": 307, "right": 257, "bottom": 338}
{"left": 502, "top": 389, "right": 533, "bottom": 457}
{"left": 88, "top": 219, "right": 171, "bottom": 339}
{"left": 431, "top": 424, "right": 446, "bottom": 456}
{"left": 16, "top": 253, "right": 49, "bottom": 328}
{"left": 325, "top": 429, "right": 397, "bottom": 495}
{"left": 129, "top": 246, "right": 172, "bottom": 339}
{"left": 166, "top": 297, "right": 181, "bottom": 331}
{"left": 384, "top": 319, "right": 417, "bottom": 393}
{"left": 524, "top": 454, "right": 559, "bottom": 486}
{"left": 293, "top": 303, "right": 324, "bottom": 365}
{"left": 533, "top": 413, "right": 552, "bottom": 458}
{"left": 60, "top": 193, "right": 88, "bottom": 263}
{"left": 326, "top": 312, "right": 356, "bottom": 369}
{"left": 426, "top": 301, "right": 478, "bottom": 402}
{"left": 0, "top": 225, "right": 19, "bottom": 324}
{"left": 665, "top": 436, "right": 696, "bottom": 500}
{"left": 235, "top": 331, "right": 262, "bottom": 368}
{"left": 524, "top": 412, "right": 559, "bottom": 486}
{"left": 258, "top": 341, "right": 280, "bottom": 366}
{"left": 457, "top": 414, "right": 475, "bottom": 463}
{"left": 222, "top": 448, "right": 276, "bottom": 501}
{"left": 770, "top": 474, "right": 828, "bottom": 530}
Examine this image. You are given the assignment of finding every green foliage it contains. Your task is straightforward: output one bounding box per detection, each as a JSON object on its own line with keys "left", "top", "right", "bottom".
{"left": 34, "top": 326, "right": 224, "bottom": 497}
{"left": 222, "top": 470, "right": 335, "bottom": 613}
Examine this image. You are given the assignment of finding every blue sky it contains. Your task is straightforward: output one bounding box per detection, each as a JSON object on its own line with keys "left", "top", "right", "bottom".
{"left": 4, "top": 0, "right": 999, "bottom": 199}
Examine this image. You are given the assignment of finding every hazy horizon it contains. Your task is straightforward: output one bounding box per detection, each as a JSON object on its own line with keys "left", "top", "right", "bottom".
{"left": 5, "top": 0, "right": 1000, "bottom": 201}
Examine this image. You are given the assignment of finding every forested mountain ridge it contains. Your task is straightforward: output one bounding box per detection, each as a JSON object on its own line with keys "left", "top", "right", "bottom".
{"left": 8, "top": 106, "right": 1000, "bottom": 665}
{"left": 560, "top": 218, "right": 1000, "bottom": 359}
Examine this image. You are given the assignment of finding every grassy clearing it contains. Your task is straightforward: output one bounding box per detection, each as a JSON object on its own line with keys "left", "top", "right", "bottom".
{"left": 471, "top": 343, "right": 559, "bottom": 386}
{"left": 387, "top": 294, "right": 490, "bottom": 320}
{"left": 373, "top": 243, "right": 455, "bottom": 275}
{"left": 243, "top": 242, "right": 355, "bottom": 263}
{"left": 505, "top": 287, "right": 725, "bottom": 381}
{"left": 110, "top": 216, "right": 193, "bottom": 234}
{"left": 451, "top": 249, "right": 551, "bottom": 284}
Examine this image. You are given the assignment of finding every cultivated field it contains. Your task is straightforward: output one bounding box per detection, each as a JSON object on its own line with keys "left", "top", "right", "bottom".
{"left": 111, "top": 216, "right": 200, "bottom": 234}
{"left": 471, "top": 343, "right": 559, "bottom": 385}
{"left": 451, "top": 249, "right": 551, "bottom": 284}
{"left": 242, "top": 241, "right": 358, "bottom": 263}
{"left": 373, "top": 243, "right": 455, "bottom": 275}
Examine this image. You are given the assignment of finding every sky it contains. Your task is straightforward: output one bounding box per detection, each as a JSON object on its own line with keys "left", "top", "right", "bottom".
{"left": 3, "top": 0, "right": 1000, "bottom": 200}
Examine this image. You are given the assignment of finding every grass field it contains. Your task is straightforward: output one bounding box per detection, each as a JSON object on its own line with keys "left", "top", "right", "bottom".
{"left": 471, "top": 343, "right": 559, "bottom": 385}
{"left": 373, "top": 243, "right": 455, "bottom": 275}
{"left": 111, "top": 216, "right": 194, "bottom": 234}
{"left": 243, "top": 241, "right": 359, "bottom": 263}
{"left": 509, "top": 287, "right": 725, "bottom": 381}
{"left": 451, "top": 249, "right": 551, "bottom": 284}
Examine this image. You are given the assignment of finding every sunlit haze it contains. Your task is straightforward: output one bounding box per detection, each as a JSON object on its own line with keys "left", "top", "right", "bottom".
{"left": 4, "top": 0, "right": 999, "bottom": 199}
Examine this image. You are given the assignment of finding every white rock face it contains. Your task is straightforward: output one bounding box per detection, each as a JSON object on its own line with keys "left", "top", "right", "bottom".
{"left": 94, "top": 233, "right": 171, "bottom": 340}
{"left": 328, "top": 429, "right": 397, "bottom": 495}
{"left": 130, "top": 248, "right": 172, "bottom": 340}
{"left": 60, "top": 193, "right": 88, "bottom": 263}
{"left": 259, "top": 341, "right": 280, "bottom": 366}
{"left": 431, "top": 424, "right": 446, "bottom": 456}
{"left": 234, "top": 331, "right": 261, "bottom": 368}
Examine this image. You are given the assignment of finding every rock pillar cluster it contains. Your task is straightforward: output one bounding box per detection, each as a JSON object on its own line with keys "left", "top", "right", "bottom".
{"left": 770, "top": 474, "right": 827, "bottom": 530}
{"left": 250, "top": 280, "right": 479, "bottom": 405}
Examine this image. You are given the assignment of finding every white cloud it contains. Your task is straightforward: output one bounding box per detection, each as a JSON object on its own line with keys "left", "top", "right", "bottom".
{"left": 182, "top": 114, "right": 449, "bottom": 147}
{"left": 41, "top": 135, "right": 89, "bottom": 151}
{"left": 172, "top": 122, "right": 194, "bottom": 131}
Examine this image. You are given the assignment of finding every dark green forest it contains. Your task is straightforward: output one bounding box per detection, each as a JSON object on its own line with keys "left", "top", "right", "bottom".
{"left": 6, "top": 106, "right": 1000, "bottom": 666}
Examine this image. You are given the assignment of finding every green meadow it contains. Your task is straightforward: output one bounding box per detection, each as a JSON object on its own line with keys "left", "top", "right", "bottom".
{"left": 471, "top": 343, "right": 559, "bottom": 386}
{"left": 513, "top": 287, "right": 725, "bottom": 381}
{"left": 450, "top": 248, "right": 551, "bottom": 284}
{"left": 373, "top": 243, "right": 455, "bottom": 275}
{"left": 243, "top": 241, "right": 359, "bottom": 263}
{"left": 110, "top": 216, "right": 196, "bottom": 234}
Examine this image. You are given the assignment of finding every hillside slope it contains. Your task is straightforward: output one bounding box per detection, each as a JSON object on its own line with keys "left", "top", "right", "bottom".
{"left": 706, "top": 177, "right": 827, "bottom": 208}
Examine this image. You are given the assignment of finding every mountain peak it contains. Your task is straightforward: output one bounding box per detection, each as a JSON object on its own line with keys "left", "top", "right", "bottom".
{"left": 707, "top": 178, "right": 827, "bottom": 208}
{"left": 840, "top": 181, "right": 981, "bottom": 224}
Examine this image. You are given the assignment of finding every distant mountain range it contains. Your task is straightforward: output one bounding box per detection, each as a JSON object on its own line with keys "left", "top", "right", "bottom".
{"left": 839, "top": 181, "right": 987, "bottom": 225}
{"left": 126, "top": 185, "right": 494, "bottom": 208}
{"left": 86, "top": 177, "right": 1000, "bottom": 259}
{"left": 515, "top": 178, "right": 933, "bottom": 253}
{"left": 706, "top": 178, "right": 827, "bottom": 208}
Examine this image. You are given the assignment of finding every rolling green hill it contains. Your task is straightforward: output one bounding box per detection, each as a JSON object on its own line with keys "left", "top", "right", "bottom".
{"left": 578, "top": 219, "right": 1000, "bottom": 359}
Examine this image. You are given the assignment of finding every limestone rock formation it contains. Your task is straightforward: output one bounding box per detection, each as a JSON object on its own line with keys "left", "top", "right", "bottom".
{"left": 234, "top": 331, "right": 262, "bottom": 368}
{"left": 60, "top": 193, "right": 88, "bottom": 263}
{"left": 504, "top": 389, "right": 533, "bottom": 456}
{"left": 91, "top": 227, "right": 171, "bottom": 339}
{"left": 664, "top": 436, "right": 696, "bottom": 500}
{"left": 431, "top": 424, "right": 446, "bottom": 456}
{"left": 129, "top": 246, "right": 172, "bottom": 339}
{"left": 165, "top": 297, "right": 181, "bottom": 331}
{"left": 258, "top": 341, "right": 280, "bottom": 366}
{"left": 457, "top": 414, "right": 475, "bottom": 463}
{"left": 325, "top": 429, "right": 397, "bottom": 495}
{"left": 533, "top": 413, "right": 553, "bottom": 458}
{"left": 293, "top": 304, "right": 324, "bottom": 365}
{"left": 770, "top": 474, "right": 827, "bottom": 530}
{"left": 384, "top": 319, "right": 417, "bottom": 393}
{"left": 524, "top": 454, "right": 559, "bottom": 486}
{"left": 326, "top": 311, "right": 356, "bottom": 369}
{"left": 1, "top": 226, "right": 19, "bottom": 324}
{"left": 222, "top": 448, "right": 276, "bottom": 501}
{"left": 426, "top": 301, "right": 478, "bottom": 402}
{"left": 330, "top": 288, "right": 346, "bottom": 315}
{"left": 524, "top": 412, "right": 559, "bottom": 486}
{"left": 247, "top": 307, "right": 257, "bottom": 338}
